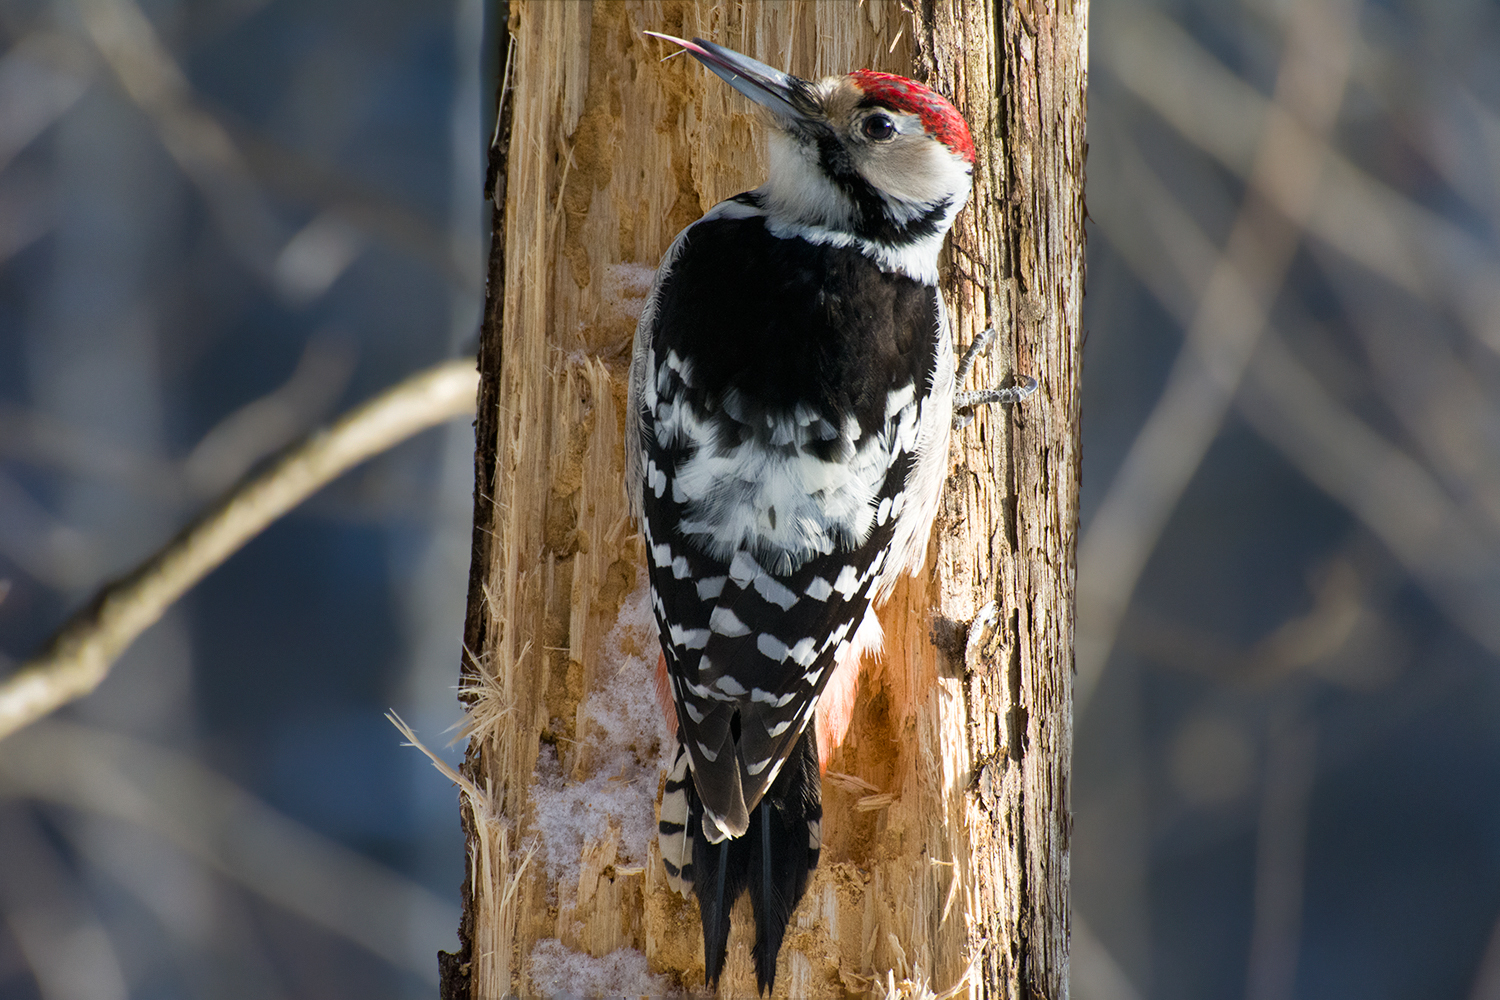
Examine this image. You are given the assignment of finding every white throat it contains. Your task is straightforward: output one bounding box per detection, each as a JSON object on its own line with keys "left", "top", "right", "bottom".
{"left": 753, "top": 131, "right": 967, "bottom": 285}
{"left": 761, "top": 131, "right": 856, "bottom": 233}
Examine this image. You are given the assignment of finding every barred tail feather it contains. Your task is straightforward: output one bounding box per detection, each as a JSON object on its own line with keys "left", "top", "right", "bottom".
{"left": 659, "top": 744, "right": 695, "bottom": 892}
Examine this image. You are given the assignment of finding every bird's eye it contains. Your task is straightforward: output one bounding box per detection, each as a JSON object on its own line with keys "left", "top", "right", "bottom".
{"left": 862, "top": 114, "right": 896, "bottom": 141}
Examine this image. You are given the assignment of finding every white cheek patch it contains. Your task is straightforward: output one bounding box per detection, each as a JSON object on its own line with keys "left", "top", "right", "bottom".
{"left": 859, "top": 133, "right": 972, "bottom": 213}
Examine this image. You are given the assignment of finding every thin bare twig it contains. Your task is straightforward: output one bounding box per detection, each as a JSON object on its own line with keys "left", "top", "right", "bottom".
{"left": 182, "top": 329, "right": 357, "bottom": 497}
{"left": 1, "top": 330, "right": 355, "bottom": 506}
{"left": 0, "top": 31, "right": 93, "bottom": 175}
{"left": 0, "top": 809, "right": 129, "bottom": 1000}
{"left": 74, "top": 0, "right": 475, "bottom": 295}
{"left": 0, "top": 358, "right": 479, "bottom": 742}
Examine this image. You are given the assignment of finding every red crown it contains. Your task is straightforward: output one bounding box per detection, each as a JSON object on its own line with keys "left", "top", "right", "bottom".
{"left": 849, "top": 70, "right": 975, "bottom": 163}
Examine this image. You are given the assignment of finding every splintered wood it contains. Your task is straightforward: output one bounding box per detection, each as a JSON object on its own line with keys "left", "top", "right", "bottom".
{"left": 458, "top": 1, "right": 1083, "bottom": 997}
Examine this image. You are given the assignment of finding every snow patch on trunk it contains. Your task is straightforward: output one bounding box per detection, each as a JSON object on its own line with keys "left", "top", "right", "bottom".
{"left": 528, "top": 938, "right": 673, "bottom": 996}
{"left": 529, "top": 572, "right": 671, "bottom": 882}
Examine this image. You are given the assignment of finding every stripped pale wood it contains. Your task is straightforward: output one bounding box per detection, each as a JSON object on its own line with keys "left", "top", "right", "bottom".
{"left": 453, "top": 1, "right": 1084, "bottom": 997}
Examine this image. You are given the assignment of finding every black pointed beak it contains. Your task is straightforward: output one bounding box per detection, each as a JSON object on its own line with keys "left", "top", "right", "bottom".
{"left": 645, "top": 32, "right": 816, "bottom": 127}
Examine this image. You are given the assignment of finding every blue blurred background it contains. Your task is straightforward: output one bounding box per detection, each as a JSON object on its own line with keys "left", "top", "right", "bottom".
{"left": 0, "top": 0, "right": 483, "bottom": 996}
{"left": 1077, "top": 2, "right": 1500, "bottom": 999}
{"left": 1, "top": 1, "right": 1499, "bottom": 999}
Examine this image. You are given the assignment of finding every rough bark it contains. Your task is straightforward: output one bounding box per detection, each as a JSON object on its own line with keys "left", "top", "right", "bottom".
{"left": 910, "top": 3, "right": 1085, "bottom": 997}
{"left": 453, "top": 1, "right": 1084, "bottom": 997}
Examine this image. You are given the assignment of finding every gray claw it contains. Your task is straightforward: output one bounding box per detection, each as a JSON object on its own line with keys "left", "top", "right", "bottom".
{"left": 955, "top": 327, "right": 997, "bottom": 386}
{"left": 953, "top": 376, "right": 1039, "bottom": 429}
{"left": 953, "top": 329, "right": 1038, "bottom": 428}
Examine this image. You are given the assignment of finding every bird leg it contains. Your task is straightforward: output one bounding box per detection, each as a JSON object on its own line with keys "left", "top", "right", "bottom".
{"left": 953, "top": 327, "right": 1038, "bottom": 428}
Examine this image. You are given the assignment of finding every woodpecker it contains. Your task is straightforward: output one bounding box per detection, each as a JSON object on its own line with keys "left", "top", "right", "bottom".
{"left": 627, "top": 33, "right": 1021, "bottom": 993}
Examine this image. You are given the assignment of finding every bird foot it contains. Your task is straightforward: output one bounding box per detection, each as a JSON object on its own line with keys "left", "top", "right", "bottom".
{"left": 953, "top": 327, "right": 1038, "bottom": 429}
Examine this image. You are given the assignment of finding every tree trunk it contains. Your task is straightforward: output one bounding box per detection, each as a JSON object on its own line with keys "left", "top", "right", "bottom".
{"left": 449, "top": 1, "right": 1084, "bottom": 997}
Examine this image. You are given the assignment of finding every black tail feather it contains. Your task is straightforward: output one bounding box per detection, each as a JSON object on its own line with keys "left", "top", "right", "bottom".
{"left": 758, "top": 805, "right": 772, "bottom": 986}
{"left": 688, "top": 729, "right": 822, "bottom": 994}
{"left": 702, "top": 835, "right": 732, "bottom": 987}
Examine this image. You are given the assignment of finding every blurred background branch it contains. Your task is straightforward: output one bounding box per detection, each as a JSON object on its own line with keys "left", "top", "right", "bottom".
{"left": 1089, "top": 121, "right": 1500, "bottom": 664}
{"left": 76, "top": 0, "right": 285, "bottom": 276}
{"left": 0, "top": 2, "right": 487, "bottom": 994}
{"left": 1076, "top": 0, "right": 1361, "bottom": 712}
{"left": 0, "top": 357, "right": 478, "bottom": 743}
{"left": 1075, "top": 1, "right": 1500, "bottom": 998}
{"left": 3, "top": 0, "right": 1500, "bottom": 997}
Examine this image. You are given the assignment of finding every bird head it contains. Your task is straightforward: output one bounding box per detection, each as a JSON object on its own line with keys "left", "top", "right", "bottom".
{"left": 647, "top": 33, "right": 975, "bottom": 257}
